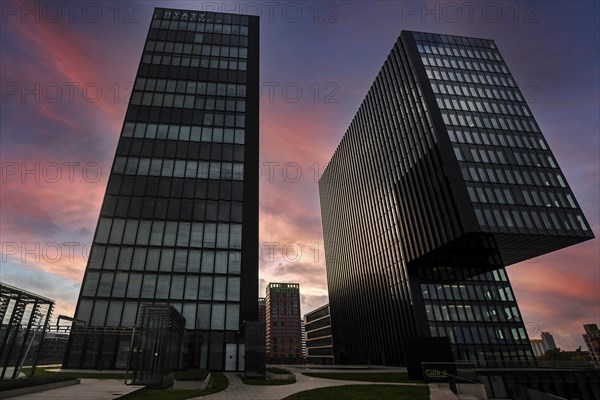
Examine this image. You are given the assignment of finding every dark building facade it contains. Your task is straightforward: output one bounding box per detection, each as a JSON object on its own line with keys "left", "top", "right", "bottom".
{"left": 541, "top": 331, "right": 557, "bottom": 352}
{"left": 304, "top": 304, "right": 334, "bottom": 365}
{"left": 319, "top": 31, "right": 594, "bottom": 367}
{"left": 64, "top": 7, "right": 259, "bottom": 371}
{"left": 265, "top": 283, "right": 302, "bottom": 363}
{"left": 583, "top": 324, "right": 600, "bottom": 364}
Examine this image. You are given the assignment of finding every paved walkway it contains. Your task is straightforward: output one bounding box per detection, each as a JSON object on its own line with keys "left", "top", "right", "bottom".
{"left": 193, "top": 366, "right": 428, "bottom": 400}
{"left": 9, "top": 379, "right": 144, "bottom": 400}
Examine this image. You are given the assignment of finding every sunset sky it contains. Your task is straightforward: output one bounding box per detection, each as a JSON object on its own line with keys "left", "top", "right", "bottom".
{"left": 1, "top": 1, "right": 598, "bottom": 350}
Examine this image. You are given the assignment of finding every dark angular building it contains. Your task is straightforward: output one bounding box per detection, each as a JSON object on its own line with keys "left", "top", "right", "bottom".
{"left": 64, "top": 7, "right": 259, "bottom": 371}
{"left": 583, "top": 324, "right": 600, "bottom": 364}
{"left": 319, "top": 31, "right": 594, "bottom": 367}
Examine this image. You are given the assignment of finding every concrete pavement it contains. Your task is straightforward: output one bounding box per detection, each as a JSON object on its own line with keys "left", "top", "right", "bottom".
{"left": 8, "top": 379, "right": 144, "bottom": 400}
{"left": 193, "top": 366, "right": 428, "bottom": 400}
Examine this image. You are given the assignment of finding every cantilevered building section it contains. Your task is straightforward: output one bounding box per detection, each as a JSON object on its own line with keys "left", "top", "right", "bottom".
{"left": 319, "top": 31, "right": 594, "bottom": 366}
{"left": 64, "top": 7, "right": 259, "bottom": 371}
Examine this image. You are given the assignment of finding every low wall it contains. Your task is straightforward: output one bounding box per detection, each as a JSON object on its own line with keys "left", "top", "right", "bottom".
{"left": 266, "top": 371, "right": 295, "bottom": 381}
{"left": 172, "top": 372, "right": 211, "bottom": 390}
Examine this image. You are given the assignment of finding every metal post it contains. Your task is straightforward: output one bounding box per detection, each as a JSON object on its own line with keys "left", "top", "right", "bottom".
{"left": 16, "top": 309, "right": 43, "bottom": 378}
{"left": 124, "top": 325, "right": 136, "bottom": 385}
{"left": 31, "top": 305, "right": 53, "bottom": 377}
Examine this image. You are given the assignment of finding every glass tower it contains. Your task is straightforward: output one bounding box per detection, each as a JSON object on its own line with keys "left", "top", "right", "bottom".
{"left": 64, "top": 7, "right": 259, "bottom": 371}
{"left": 319, "top": 31, "right": 593, "bottom": 366}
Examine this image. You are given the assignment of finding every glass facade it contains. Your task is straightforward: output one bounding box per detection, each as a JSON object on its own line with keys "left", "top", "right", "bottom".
{"left": 416, "top": 33, "right": 590, "bottom": 248}
{"left": 319, "top": 31, "right": 593, "bottom": 366}
{"left": 64, "top": 8, "right": 259, "bottom": 371}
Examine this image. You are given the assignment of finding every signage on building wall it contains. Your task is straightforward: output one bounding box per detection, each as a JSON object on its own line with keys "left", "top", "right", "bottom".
{"left": 155, "top": 9, "right": 223, "bottom": 23}
{"left": 424, "top": 369, "right": 448, "bottom": 379}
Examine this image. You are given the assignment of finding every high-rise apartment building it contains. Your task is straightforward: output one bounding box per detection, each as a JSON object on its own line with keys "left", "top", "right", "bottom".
{"left": 63, "top": 7, "right": 259, "bottom": 371}
{"left": 319, "top": 31, "right": 593, "bottom": 366}
{"left": 265, "top": 283, "right": 302, "bottom": 363}
{"left": 304, "top": 304, "right": 335, "bottom": 365}
{"left": 258, "top": 297, "right": 266, "bottom": 323}
{"left": 529, "top": 339, "right": 545, "bottom": 358}
{"left": 541, "top": 331, "right": 557, "bottom": 352}
{"left": 583, "top": 324, "right": 600, "bottom": 363}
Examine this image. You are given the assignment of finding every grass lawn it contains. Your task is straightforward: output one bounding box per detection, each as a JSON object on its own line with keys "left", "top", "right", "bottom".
{"left": 118, "top": 372, "right": 229, "bottom": 400}
{"left": 282, "top": 384, "right": 429, "bottom": 400}
{"left": 302, "top": 372, "right": 412, "bottom": 383}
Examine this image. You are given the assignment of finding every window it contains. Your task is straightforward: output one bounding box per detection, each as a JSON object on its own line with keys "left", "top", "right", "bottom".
{"left": 126, "top": 274, "right": 142, "bottom": 298}
{"left": 225, "top": 304, "right": 239, "bottom": 330}
{"left": 211, "top": 304, "right": 225, "bottom": 330}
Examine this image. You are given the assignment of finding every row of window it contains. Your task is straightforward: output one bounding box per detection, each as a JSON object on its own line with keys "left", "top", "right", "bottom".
{"left": 113, "top": 157, "right": 244, "bottom": 181}
{"left": 442, "top": 110, "right": 539, "bottom": 133}
{"left": 82, "top": 271, "right": 241, "bottom": 302}
{"left": 460, "top": 163, "right": 567, "bottom": 189}
{"left": 131, "top": 90, "right": 247, "bottom": 113}
{"left": 304, "top": 317, "right": 331, "bottom": 332}
{"left": 142, "top": 52, "right": 248, "bottom": 71}
{"left": 430, "top": 323, "right": 529, "bottom": 346}
{"left": 307, "top": 347, "right": 334, "bottom": 356}
{"left": 474, "top": 205, "right": 589, "bottom": 232}
{"left": 305, "top": 307, "right": 330, "bottom": 323}
{"left": 122, "top": 122, "right": 245, "bottom": 144}
{"left": 102, "top": 195, "right": 244, "bottom": 221}
{"left": 453, "top": 144, "right": 555, "bottom": 169}
{"left": 448, "top": 128, "right": 546, "bottom": 151}
{"left": 306, "top": 337, "right": 333, "bottom": 348}
{"left": 425, "top": 303, "right": 521, "bottom": 323}
{"left": 129, "top": 102, "right": 246, "bottom": 128}
{"left": 134, "top": 78, "right": 246, "bottom": 98}
{"left": 421, "top": 283, "right": 514, "bottom": 302}
{"left": 144, "top": 40, "right": 248, "bottom": 58}
{"left": 426, "top": 66, "right": 515, "bottom": 88}
{"left": 437, "top": 95, "right": 530, "bottom": 118}
{"left": 88, "top": 245, "right": 241, "bottom": 275}
{"left": 148, "top": 29, "right": 249, "bottom": 52}
{"left": 419, "top": 266, "right": 508, "bottom": 282}
{"left": 415, "top": 39, "right": 501, "bottom": 62}
{"left": 420, "top": 53, "right": 509, "bottom": 75}
{"left": 151, "top": 17, "right": 250, "bottom": 34}
{"left": 466, "top": 183, "right": 577, "bottom": 209}
{"left": 431, "top": 80, "right": 523, "bottom": 102}
{"left": 307, "top": 326, "right": 332, "bottom": 340}
{"left": 78, "top": 299, "right": 239, "bottom": 331}
{"left": 95, "top": 218, "right": 242, "bottom": 249}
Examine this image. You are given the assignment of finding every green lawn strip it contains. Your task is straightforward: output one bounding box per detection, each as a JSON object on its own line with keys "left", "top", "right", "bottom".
{"left": 0, "top": 375, "right": 75, "bottom": 392}
{"left": 242, "top": 377, "right": 295, "bottom": 386}
{"left": 302, "top": 371, "right": 411, "bottom": 383}
{"left": 118, "top": 372, "right": 229, "bottom": 400}
{"left": 282, "top": 384, "right": 429, "bottom": 400}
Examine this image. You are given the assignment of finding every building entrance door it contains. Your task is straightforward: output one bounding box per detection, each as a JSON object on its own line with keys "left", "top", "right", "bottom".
{"left": 225, "top": 343, "right": 237, "bottom": 371}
